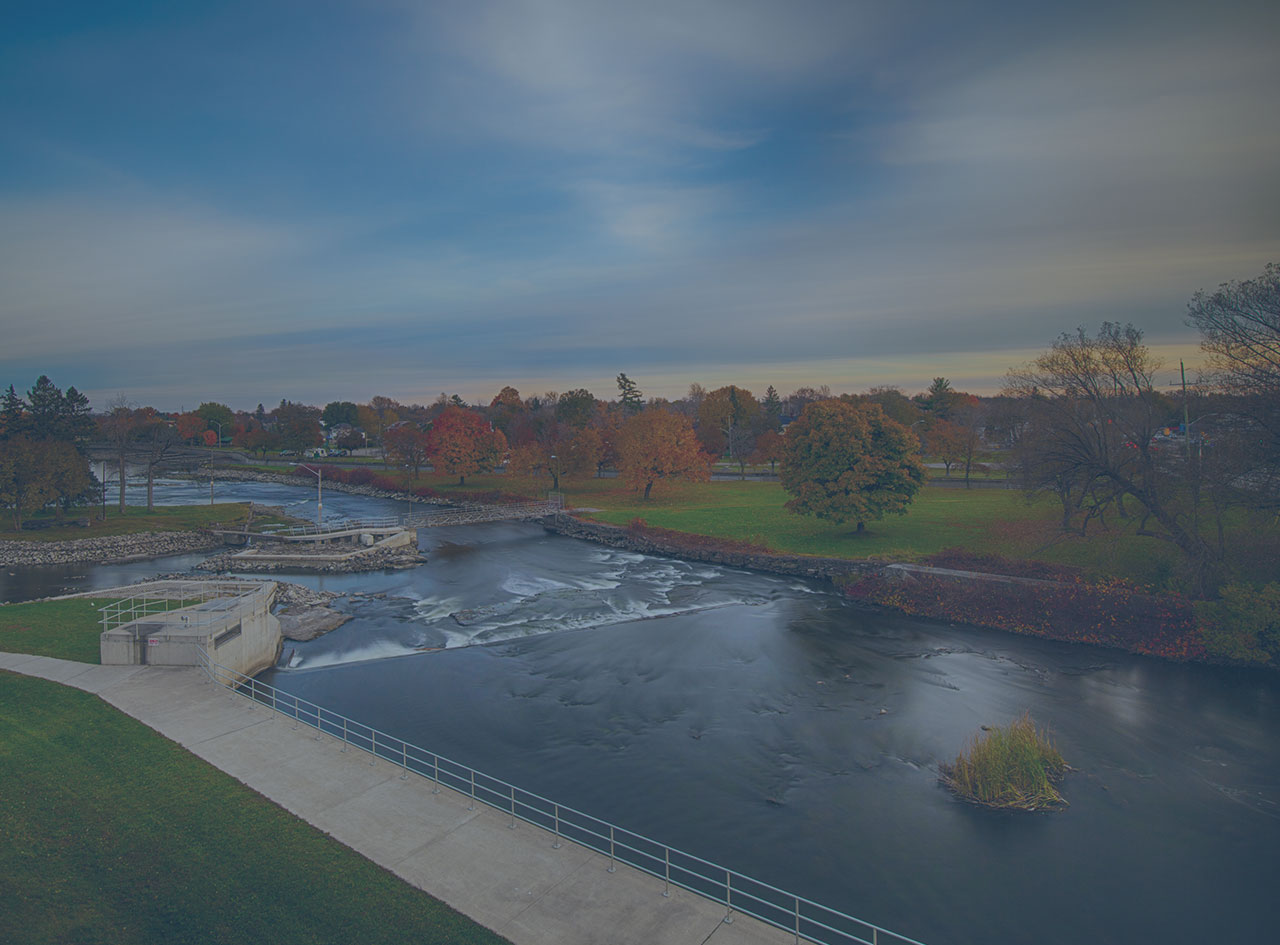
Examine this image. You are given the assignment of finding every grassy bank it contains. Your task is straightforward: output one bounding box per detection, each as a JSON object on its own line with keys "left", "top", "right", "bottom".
{"left": 0, "top": 671, "right": 508, "bottom": 945}
{"left": 234, "top": 465, "right": 1278, "bottom": 590}
{"left": 0, "top": 598, "right": 112, "bottom": 663}
{"left": 0, "top": 502, "right": 279, "bottom": 543}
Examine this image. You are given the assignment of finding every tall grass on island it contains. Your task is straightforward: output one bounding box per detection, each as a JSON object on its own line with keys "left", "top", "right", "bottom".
{"left": 940, "top": 713, "right": 1068, "bottom": 811}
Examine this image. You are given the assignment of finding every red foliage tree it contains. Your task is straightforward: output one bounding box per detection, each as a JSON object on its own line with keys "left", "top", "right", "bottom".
{"left": 426, "top": 407, "right": 507, "bottom": 485}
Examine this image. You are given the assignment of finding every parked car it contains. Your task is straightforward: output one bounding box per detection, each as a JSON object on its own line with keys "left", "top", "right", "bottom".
{"left": 279, "top": 449, "right": 297, "bottom": 457}
{"left": 303, "top": 448, "right": 328, "bottom": 458}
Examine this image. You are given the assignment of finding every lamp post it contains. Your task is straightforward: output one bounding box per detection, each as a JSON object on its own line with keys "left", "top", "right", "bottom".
{"left": 209, "top": 419, "right": 224, "bottom": 447}
{"left": 295, "top": 463, "right": 323, "bottom": 526}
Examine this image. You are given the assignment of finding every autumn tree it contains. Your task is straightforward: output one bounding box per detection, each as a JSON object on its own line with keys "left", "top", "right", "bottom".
{"left": 750, "top": 429, "right": 784, "bottom": 474}
{"left": 133, "top": 407, "right": 178, "bottom": 511}
{"left": 426, "top": 406, "right": 507, "bottom": 485}
{"left": 617, "top": 410, "right": 711, "bottom": 499}
{"left": 562, "top": 426, "right": 603, "bottom": 480}
{"left": 244, "top": 426, "right": 281, "bottom": 458}
{"left": 697, "top": 385, "right": 761, "bottom": 475}
{"left": 274, "top": 401, "right": 323, "bottom": 451}
{"left": 924, "top": 419, "right": 967, "bottom": 477}
{"left": 780, "top": 399, "right": 925, "bottom": 532}
{"left": 0, "top": 437, "right": 55, "bottom": 530}
{"left": 385, "top": 424, "right": 431, "bottom": 480}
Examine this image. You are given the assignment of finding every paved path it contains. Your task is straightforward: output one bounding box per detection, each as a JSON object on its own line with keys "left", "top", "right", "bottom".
{"left": 0, "top": 652, "right": 798, "bottom": 945}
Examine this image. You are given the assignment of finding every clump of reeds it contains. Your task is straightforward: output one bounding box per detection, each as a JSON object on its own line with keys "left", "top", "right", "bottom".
{"left": 939, "top": 712, "right": 1068, "bottom": 811}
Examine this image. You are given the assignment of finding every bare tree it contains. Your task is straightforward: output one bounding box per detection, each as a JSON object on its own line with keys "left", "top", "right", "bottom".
{"left": 99, "top": 396, "right": 138, "bottom": 514}
{"left": 1006, "top": 323, "right": 1220, "bottom": 591}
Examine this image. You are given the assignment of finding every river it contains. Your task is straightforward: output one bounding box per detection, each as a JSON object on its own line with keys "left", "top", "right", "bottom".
{"left": 4, "top": 479, "right": 1278, "bottom": 945}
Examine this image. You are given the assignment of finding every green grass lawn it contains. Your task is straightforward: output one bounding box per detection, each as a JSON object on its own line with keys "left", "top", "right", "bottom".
{"left": 0, "top": 502, "right": 281, "bottom": 543}
{"left": 0, "top": 671, "right": 508, "bottom": 945}
{"left": 0, "top": 598, "right": 110, "bottom": 663}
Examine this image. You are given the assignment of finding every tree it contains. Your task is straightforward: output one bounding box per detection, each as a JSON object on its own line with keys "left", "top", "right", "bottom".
{"left": 488, "top": 386, "right": 526, "bottom": 438}
{"left": 617, "top": 410, "right": 711, "bottom": 499}
{"left": 924, "top": 419, "right": 967, "bottom": 477}
{"left": 47, "top": 438, "right": 96, "bottom": 520}
{"left": 750, "top": 429, "right": 784, "bottom": 474}
{"left": 1187, "top": 261, "right": 1280, "bottom": 466}
{"left": 23, "top": 376, "right": 94, "bottom": 442}
{"left": 244, "top": 427, "right": 281, "bottom": 458}
{"left": 274, "top": 401, "right": 323, "bottom": 451}
{"left": 426, "top": 406, "right": 507, "bottom": 485}
{"left": 562, "top": 426, "right": 603, "bottom": 480}
{"left": 616, "top": 373, "right": 643, "bottom": 414}
{"left": 175, "top": 412, "right": 207, "bottom": 445}
{"left": 0, "top": 436, "right": 56, "bottom": 530}
{"left": 1, "top": 385, "right": 29, "bottom": 439}
{"left": 761, "top": 385, "right": 783, "bottom": 430}
{"left": 385, "top": 425, "right": 431, "bottom": 480}
{"left": 555, "top": 388, "right": 597, "bottom": 428}
{"left": 697, "top": 385, "right": 761, "bottom": 476}
{"left": 780, "top": 399, "right": 925, "bottom": 532}
{"left": 99, "top": 397, "right": 139, "bottom": 514}
{"left": 133, "top": 408, "right": 178, "bottom": 511}
{"left": 1006, "top": 322, "right": 1220, "bottom": 591}
{"left": 195, "top": 402, "right": 234, "bottom": 439}
{"left": 321, "top": 401, "right": 360, "bottom": 430}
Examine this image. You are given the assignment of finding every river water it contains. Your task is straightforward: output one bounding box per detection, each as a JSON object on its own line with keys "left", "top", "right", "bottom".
{"left": 4, "top": 480, "right": 1278, "bottom": 945}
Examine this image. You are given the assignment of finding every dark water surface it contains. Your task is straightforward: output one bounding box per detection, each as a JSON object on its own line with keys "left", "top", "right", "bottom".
{"left": 5, "top": 480, "right": 1278, "bottom": 945}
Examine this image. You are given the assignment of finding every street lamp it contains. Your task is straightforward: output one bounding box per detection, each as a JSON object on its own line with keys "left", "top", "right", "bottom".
{"left": 209, "top": 419, "right": 224, "bottom": 447}
{"left": 294, "top": 463, "right": 323, "bottom": 526}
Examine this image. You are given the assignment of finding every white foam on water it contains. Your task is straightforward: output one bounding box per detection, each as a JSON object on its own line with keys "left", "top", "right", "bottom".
{"left": 412, "top": 596, "right": 465, "bottom": 622}
{"left": 501, "top": 574, "right": 571, "bottom": 597}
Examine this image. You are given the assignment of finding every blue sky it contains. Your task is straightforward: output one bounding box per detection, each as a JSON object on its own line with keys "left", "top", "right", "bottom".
{"left": 2, "top": 0, "right": 1277, "bottom": 411}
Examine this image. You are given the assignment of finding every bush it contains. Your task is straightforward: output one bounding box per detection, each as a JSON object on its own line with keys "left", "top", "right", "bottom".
{"left": 940, "top": 713, "right": 1067, "bottom": 811}
{"left": 1195, "top": 583, "right": 1280, "bottom": 664}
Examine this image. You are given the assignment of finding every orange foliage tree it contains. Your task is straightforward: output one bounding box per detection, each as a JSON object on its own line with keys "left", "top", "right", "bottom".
{"left": 426, "top": 406, "right": 507, "bottom": 485}
{"left": 617, "top": 410, "right": 712, "bottom": 499}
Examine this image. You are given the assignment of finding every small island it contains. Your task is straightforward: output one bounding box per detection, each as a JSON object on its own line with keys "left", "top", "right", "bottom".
{"left": 940, "top": 713, "right": 1068, "bottom": 811}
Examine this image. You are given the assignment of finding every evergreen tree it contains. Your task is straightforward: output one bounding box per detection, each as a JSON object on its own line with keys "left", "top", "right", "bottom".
{"left": 0, "top": 385, "right": 28, "bottom": 440}
{"left": 616, "top": 373, "right": 643, "bottom": 414}
{"left": 762, "top": 385, "right": 783, "bottom": 430}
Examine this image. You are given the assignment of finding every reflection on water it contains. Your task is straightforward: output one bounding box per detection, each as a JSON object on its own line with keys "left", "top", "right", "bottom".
{"left": 4, "top": 479, "right": 1279, "bottom": 945}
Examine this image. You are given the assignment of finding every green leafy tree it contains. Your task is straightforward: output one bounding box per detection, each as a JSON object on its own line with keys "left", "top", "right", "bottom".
{"left": 0, "top": 437, "right": 56, "bottom": 529}
{"left": 321, "top": 401, "right": 359, "bottom": 430}
{"left": 274, "top": 401, "right": 323, "bottom": 451}
{"left": 616, "top": 373, "right": 643, "bottom": 414}
{"left": 780, "top": 399, "right": 925, "bottom": 532}
{"left": 555, "top": 389, "right": 597, "bottom": 428}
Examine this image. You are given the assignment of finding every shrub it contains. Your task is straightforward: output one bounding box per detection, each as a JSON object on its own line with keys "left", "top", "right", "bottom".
{"left": 940, "top": 713, "right": 1067, "bottom": 811}
{"left": 345, "top": 467, "right": 376, "bottom": 486}
{"left": 1195, "top": 583, "right": 1280, "bottom": 664}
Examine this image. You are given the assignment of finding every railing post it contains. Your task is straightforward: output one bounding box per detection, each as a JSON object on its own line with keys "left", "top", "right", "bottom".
{"left": 795, "top": 897, "right": 801, "bottom": 944}
{"left": 509, "top": 785, "right": 516, "bottom": 828}
{"left": 552, "top": 804, "right": 561, "bottom": 848}
{"left": 369, "top": 730, "right": 376, "bottom": 765}
{"left": 401, "top": 742, "right": 408, "bottom": 779}
{"left": 432, "top": 755, "right": 440, "bottom": 793}
{"left": 608, "top": 826, "right": 616, "bottom": 873}
{"left": 468, "top": 771, "right": 476, "bottom": 810}
{"left": 724, "top": 870, "right": 733, "bottom": 924}
{"left": 663, "top": 848, "right": 670, "bottom": 897}
{"left": 341, "top": 717, "right": 347, "bottom": 751}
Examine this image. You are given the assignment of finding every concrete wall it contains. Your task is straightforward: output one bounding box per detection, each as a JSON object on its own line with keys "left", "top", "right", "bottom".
{"left": 100, "top": 582, "right": 282, "bottom": 678}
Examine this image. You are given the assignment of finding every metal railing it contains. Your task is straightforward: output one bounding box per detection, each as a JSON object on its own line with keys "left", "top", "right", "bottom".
{"left": 197, "top": 650, "right": 926, "bottom": 945}
{"left": 100, "top": 581, "right": 269, "bottom": 633}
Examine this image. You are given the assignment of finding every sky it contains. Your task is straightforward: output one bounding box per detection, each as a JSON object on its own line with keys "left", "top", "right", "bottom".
{"left": 1, "top": 0, "right": 1277, "bottom": 412}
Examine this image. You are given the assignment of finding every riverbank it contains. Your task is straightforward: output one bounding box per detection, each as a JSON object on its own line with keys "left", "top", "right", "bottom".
{"left": 0, "top": 530, "right": 225, "bottom": 568}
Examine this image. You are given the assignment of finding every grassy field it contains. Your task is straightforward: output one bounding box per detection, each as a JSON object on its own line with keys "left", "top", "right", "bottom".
{"left": 231, "top": 464, "right": 1278, "bottom": 589}
{"left": 0, "top": 502, "right": 282, "bottom": 543}
{"left": 0, "top": 598, "right": 112, "bottom": 663}
{"left": 0, "top": 671, "right": 508, "bottom": 945}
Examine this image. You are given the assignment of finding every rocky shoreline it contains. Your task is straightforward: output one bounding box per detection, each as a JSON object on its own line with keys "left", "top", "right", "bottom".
{"left": 0, "top": 531, "right": 225, "bottom": 568}
{"left": 197, "top": 544, "right": 428, "bottom": 574}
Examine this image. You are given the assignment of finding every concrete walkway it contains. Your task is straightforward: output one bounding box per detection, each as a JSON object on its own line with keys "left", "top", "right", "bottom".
{"left": 0, "top": 652, "right": 800, "bottom": 945}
